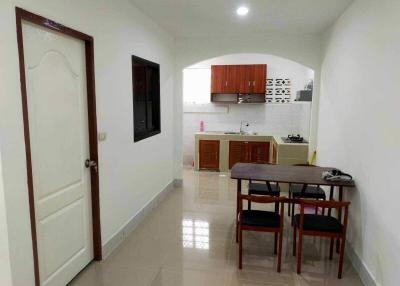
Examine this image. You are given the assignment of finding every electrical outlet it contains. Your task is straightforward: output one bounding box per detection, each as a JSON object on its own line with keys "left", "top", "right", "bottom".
{"left": 98, "top": 132, "right": 107, "bottom": 141}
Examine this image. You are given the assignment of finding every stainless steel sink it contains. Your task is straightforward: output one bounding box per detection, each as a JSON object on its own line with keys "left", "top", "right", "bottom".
{"left": 224, "top": 131, "right": 241, "bottom": 135}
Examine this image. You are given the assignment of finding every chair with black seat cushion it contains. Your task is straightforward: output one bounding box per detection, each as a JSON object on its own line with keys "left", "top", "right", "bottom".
{"left": 293, "top": 199, "right": 350, "bottom": 279}
{"left": 248, "top": 180, "right": 280, "bottom": 210}
{"left": 288, "top": 164, "right": 326, "bottom": 218}
{"left": 238, "top": 194, "right": 285, "bottom": 272}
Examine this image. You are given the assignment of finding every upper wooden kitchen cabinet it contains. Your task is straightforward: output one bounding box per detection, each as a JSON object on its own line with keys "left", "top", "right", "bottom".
{"left": 236, "top": 65, "right": 267, "bottom": 94}
{"left": 251, "top": 65, "right": 267, "bottom": 93}
{"left": 199, "top": 140, "right": 220, "bottom": 170}
{"left": 211, "top": 64, "right": 267, "bottom": 95}
{"left": 210, "top": 65, "right": 227, "bottom": 94}
{"left": 236, "top": 65, "right": 251, "bottom": 94}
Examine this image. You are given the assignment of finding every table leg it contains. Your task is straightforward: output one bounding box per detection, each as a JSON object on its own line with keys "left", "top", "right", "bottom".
{"left": 336, "top": 186, "right": 343, "bottom": 253}
{"left": 236, "top": 179, "right": 241, "bottom": 243}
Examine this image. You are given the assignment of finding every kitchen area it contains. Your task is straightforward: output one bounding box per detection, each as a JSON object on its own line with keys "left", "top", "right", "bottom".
{"left": 183, "top": 53, "right": 314, "bottom": 172}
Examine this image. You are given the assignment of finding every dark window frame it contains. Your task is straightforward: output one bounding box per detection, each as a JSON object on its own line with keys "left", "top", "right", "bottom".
{"left": 132, "top": 55, "right": 161, "bottom": 142}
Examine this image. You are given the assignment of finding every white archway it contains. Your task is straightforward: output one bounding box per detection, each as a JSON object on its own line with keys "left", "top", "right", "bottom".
{"left": 173, "top": 36, "right": 322, "bottom": 179}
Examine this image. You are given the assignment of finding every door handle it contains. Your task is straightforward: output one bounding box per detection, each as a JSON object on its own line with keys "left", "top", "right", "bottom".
{"left": 248, "top": 81, "right": 250, "bottom": 87}
{"left": 253, "top": 81, "right": 255, "bottom": 86}
{"left": 85, "top": 159, "right": 98, "bottom": 173}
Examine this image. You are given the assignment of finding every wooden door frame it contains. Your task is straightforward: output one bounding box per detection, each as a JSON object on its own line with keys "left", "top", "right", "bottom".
{"left": 15, "top": 7, "right": 102, "bottom": 285}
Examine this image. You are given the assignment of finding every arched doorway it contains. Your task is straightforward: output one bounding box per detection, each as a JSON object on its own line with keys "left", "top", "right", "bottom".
{"left": 180, "top": 53, "right": 315, "bottom": 169}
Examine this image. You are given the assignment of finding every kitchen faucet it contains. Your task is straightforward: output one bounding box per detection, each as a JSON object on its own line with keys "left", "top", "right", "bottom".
{"left": 240, "top": 121, "right": 249, "bottom": 134}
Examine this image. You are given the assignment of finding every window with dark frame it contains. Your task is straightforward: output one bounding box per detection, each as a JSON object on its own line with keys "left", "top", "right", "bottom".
{"left": 132, "top": 55, "right": 161, "bottom": 142}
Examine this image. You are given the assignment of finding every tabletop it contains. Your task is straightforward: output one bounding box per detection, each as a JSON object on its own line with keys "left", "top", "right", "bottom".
{"left": 230, "top": 163, "right": 355, "bottom": 187}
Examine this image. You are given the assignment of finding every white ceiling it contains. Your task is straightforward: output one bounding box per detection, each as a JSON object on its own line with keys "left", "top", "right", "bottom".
{"left": 129, "top": 0, "right": 354, "bottom": 37}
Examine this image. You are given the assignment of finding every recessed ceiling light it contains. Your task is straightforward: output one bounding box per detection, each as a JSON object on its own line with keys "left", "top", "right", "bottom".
{"left": 236, "top": 6, "right": 249, "bottom": 16}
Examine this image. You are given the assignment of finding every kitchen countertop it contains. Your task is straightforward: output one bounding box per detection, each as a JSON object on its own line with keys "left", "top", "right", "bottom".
{"left": 195, "top": 132, "right": 308, "bottom": 146}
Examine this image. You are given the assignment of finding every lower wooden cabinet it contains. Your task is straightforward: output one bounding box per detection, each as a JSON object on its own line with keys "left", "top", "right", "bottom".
{"left": 199, "top": 140, "right": 220, "bottom": 170}
{"left": 248, "top": 142, "right": 270, "bottom": 164}
{"left": 229, "top": 141, "right": 247, "bottom": 169}
{"left": 229, "top": 141, "right": 270, "bottom": 169}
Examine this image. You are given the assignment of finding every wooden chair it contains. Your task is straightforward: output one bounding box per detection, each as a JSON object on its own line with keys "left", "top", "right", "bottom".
{"left": 238, "top": 194, "right": 285, "bottom": 272}
{"left": 292, "top": 199, "right": 350, "bottom": 279}
{"left": 288, "top": 164, "right": 326, "bottom": 218}
{"left": 248, "top": 180, "right": 280, "bottom": 210}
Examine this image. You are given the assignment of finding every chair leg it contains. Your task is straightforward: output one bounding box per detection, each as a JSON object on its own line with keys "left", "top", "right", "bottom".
{"left": 277, "top": 230, "right": 283, "bottom": 273}
{"left": 248, "top": 191, "right": 251, "bottom": 210}
{"left": 293, "top": 225, "right": 297, "bottom": 256}
{"left": 329, "top": 237, "right": 334, "bottom": 260}
{"left": 239, "top": 227, "right": 243, "bottom": 269}
{"left": 236, "top": 214, "right": 238, "bottom": 243}
{"left": 288, "top": 192, "right": 291, "bottom": 217}
{"left": 338, "top": 237, "right": 346, "bottom": 279}
{"left": 296, "top": 229, "right": 303, "bottom": 274}
{"left": 291, "top": 202, "right": 295, "bottom": 226}
{"left": 274, "top": 233, "right": 278, "bottom": 254}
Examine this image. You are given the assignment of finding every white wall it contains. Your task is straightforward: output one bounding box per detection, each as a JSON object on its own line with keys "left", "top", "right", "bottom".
{"left": 318, "top": 0, "right": 400, "bottom": 285}
{"left": 174, "top": 34, "right": 323, "bottom": 179}
{"left": 0, "top": 151, "right": 13, "bottom": 286}
{"left": 0, "top": 0, "right": 175, "bottom": 285}
{"left": 182, "top": 53, "right": 313, "bottom": 166}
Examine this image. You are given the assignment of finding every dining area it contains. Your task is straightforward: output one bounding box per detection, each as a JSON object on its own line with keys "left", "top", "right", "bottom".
{"left": 70, "top": 165, "right": 363, "bottom": 286}
{"left": 231, "top": 163, "right": 355, "bottom": 279}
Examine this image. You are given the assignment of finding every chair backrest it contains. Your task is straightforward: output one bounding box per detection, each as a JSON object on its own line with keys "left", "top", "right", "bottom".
{"left": 248, "top": 180, "right": 279, "bottom": 191}
{"left": 298, "top": 199, "right": 350, "bottom": 232}
{"left": 239, "top": 195, "right": 286, "bottom": 218}
{"left": 299, "top": 199, "right": 350, "bottom": 209}
{"left": 240, "top": 194, "right": 286, "bottom": 204}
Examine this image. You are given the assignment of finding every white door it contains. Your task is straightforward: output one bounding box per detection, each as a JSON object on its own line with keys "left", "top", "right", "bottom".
{"left": 22, "top": 21, "right": 94, "bottom": 286}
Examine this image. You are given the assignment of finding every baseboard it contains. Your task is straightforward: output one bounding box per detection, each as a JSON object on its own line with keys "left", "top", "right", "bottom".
{"left": 173, "top": 178, "right": 183, "bottom": 187}
{"left": 102, "top": 180, "right": 176, "bottom": 259}
{"left": 346, "top": 241, "right": 379, "bottom": 286}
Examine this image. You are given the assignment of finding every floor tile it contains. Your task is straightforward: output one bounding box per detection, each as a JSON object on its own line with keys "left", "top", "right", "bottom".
{"left": 70, "top": 168, "right": 364, "bottom": 286}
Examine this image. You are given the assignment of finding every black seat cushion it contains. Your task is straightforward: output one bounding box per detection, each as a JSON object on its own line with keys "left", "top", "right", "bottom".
{"left": 290, "top": 184, "right": 326, "bottom": 199}
{"left": 249, "top": 182, "right": 280, "bottom": 196}
{"left": 294, "top": 214, "right": 342, "bottom": 233}
{"left": 241, "top": 210, "right": 281, "bottom": 228}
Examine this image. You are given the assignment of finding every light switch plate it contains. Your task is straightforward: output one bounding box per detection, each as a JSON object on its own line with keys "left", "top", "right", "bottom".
{"left": 98, "top": 132, "right": 107, "bottom": 141}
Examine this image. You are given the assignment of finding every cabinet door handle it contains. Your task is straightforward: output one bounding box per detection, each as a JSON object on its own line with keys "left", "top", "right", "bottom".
{"left": 253, "top": 81, "right": 255, "bottom": 86}
{"left": 248, "top": 81, "right": 250, "bottom": 87}
{"left": 225, "top": 81, "right": 228, "bottom": 87}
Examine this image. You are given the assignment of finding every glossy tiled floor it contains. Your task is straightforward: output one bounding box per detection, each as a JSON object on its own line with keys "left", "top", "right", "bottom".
{"left": 70, "top": 169, "right": 364, "bottom": 286}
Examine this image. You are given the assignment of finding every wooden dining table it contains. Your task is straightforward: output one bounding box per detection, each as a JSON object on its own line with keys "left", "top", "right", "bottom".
{"left": 230, "top": 163, "right": 356, "bottom": 251}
